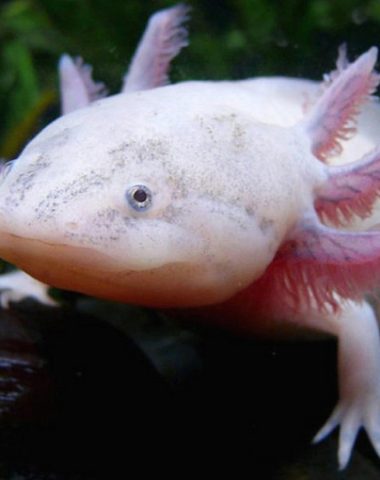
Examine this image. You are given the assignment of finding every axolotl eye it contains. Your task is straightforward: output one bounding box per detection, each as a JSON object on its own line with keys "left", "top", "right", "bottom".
{"left": 126, "top": 184, "right": 153, "bottom": 212}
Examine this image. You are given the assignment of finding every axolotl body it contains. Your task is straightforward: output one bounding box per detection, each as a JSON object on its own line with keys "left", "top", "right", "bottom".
{"left": 2, "top": 5, "right": 380, "bottom": 470}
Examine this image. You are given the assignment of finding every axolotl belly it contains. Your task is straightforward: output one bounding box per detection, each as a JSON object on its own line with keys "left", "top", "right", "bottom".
{"left": 2, "top": 5, "right": 380, "bottom": 470}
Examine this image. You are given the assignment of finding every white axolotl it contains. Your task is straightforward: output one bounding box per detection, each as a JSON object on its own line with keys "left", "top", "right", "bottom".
{"left": 2, "top": 4, "right": 380, "bottom": 470}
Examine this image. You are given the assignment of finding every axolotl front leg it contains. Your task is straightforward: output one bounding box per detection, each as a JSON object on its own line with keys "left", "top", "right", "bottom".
{"left": 222, "top": 272, "right": 380, "bottom": 469}
{"left": 311, "top": 300, "right": 380, "bottom": 469}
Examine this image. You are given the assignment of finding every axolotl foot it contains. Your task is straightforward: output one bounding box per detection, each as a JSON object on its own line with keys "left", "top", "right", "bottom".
{"left": 308, "top": 301, "right": 380, "bottom": 469}
{"left": 313, "top": 390, "right": 380, "bottom": 470}
{"left": 0, "top": 270, "right": 58, "bottom": 308}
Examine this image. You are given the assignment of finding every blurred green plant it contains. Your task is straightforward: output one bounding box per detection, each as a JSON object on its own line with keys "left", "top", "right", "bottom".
{"left": 1, "top": 0, "right": 380, "bottom": 158}
{"left": 0, "top": 0, "right": 59, "bottom": 157}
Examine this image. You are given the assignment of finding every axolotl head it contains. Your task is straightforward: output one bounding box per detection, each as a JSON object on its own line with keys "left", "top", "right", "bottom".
{"left": 0, "top": 82, "right": 321, "bottom": 307}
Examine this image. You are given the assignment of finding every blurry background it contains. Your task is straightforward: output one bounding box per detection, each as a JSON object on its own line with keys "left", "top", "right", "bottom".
{"left": 2, "top": 0, "right": 380, "bottom": 158}
{"left": 1, "top": 1, "right": 380, "bottom": 479}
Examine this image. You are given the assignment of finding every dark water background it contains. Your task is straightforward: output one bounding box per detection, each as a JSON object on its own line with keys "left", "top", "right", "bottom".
{"left": 0, "top": 0, "right": 380, "bottom": 478}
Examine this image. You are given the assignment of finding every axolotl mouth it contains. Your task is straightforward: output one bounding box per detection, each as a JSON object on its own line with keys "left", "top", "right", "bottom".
{"left": 0, "top": 230, "right": 241, "bottom": 308}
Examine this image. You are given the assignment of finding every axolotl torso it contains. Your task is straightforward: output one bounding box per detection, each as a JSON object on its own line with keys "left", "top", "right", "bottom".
{"left": 2, "top": 5, "right": 380, "bottom": 470}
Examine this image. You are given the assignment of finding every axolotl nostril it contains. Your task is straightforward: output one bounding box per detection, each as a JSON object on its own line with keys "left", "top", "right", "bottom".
{"left": 2, "top": 4, "right": 380, "bottom": 470}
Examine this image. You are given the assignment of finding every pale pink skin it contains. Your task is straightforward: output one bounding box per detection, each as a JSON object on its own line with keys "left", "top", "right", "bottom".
{"left": 2, "top": 6, "right": 380, "bottom": 470}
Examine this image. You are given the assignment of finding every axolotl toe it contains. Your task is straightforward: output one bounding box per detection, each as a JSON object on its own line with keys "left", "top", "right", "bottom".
{"left": 2, "top": 5, "right": 380, "bottom": 470}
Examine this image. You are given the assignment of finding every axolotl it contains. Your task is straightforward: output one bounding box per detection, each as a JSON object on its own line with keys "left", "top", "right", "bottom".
{"left": 2, "top": 4, "right": 380, "bottom": 470}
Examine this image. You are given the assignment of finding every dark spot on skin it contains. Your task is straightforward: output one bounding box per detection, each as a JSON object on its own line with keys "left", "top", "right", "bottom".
{"left": 196, "top": 113, "right": 246, "bottom": 150}
{"left": 63, "top": 209, "right": 129, "bottom": 246}
{"left": 108, "top": 143, "right": 128, "bottom": 172}
{"left": 108, "top": 138, "right": 172, "bottom": 177}
{"left": 34, "top": 172, "right": 108, "bottom": 221}
{"left": 160, "top": 205, "right": 179, "bottom": 222}
{"left": 231, "top": 123, "right": 246, "bottom": 149}
{"left": 63, "top": 208, "right": 133, "bottom": 246}
{"left": 5, "top": 155, "right": 50, "bottom": 207}
{"left": 245, "top": 205, "right": 255, "bottom": 217}
{"left": 135, "top": 138, "right": 170, "bottom": 165}
{"left": 259, "top": 217, "right": 274, "bottom": 234}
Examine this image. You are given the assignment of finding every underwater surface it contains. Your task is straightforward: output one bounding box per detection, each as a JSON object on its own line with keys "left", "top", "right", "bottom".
{"left": 1, "top": 0, "right": 380, "bottom": 478}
